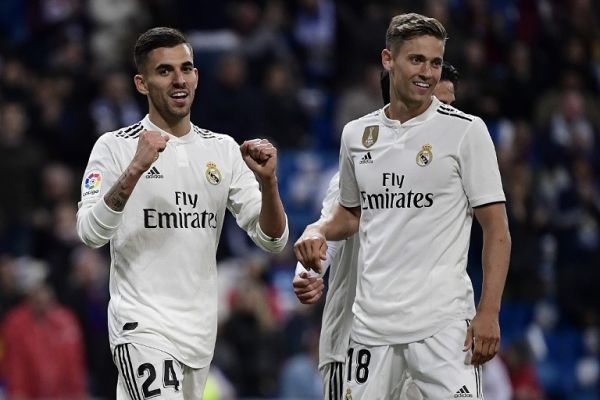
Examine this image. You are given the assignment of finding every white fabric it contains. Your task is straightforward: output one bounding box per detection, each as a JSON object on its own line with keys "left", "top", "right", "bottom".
{"left": 77, "top": 115, "right": 288, "bottom": 368}
{"left": 294, "top": 172, "right": 359, "bottom": 368}
{"left": 319, "top": 361, "right": 344, "bottom": 400}
{"left": 114, "top": 342, "right": 210, "bottom": 399}
{"left": 338, "top": 98, "right": 505, "bottom": 345}
{"left": 344, "top": 320, "right": 483, "bottom": 400}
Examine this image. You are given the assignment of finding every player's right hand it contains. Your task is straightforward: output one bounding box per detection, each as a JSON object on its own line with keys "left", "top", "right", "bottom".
{"left": 294, "top": 231, "right": 327, "bottom": 274}
{"left": 293, "top": 272, "right": 324, "bottom": 304}
{"left": 132, "top": 130, "right": 169, "bottom": 173}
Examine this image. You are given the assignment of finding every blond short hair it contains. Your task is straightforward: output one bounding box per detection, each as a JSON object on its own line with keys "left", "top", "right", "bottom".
{"left": 386, "top": 13, "right": 447, "bottom": 53}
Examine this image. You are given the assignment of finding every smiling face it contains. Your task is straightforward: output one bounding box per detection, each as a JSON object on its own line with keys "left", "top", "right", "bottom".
{"left": 134, "top": 43, "right": 198, "bottom": 127}
{"left": 382, "top": 34, "right": 444, "bottom": 116}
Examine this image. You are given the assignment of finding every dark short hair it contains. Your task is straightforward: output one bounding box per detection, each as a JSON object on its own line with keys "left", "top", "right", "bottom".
{"left": 386, "top": 13, "right": 447, "bottom": 53}
{"left": 134, "top": 27, "right": 192, "bottom": 72}
{"left": 441, "top": 62, "right": 459, "bottom": 88}
{"left": 379, "top": 62, "right": 460, "bottom": 105}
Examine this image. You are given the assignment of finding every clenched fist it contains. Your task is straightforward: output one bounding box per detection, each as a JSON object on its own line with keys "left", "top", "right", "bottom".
{"left": 240, "top": 139, "right": 277, "bottom": 182}
{"left": 132, "top": 130, "right": 169, "bottom": 173}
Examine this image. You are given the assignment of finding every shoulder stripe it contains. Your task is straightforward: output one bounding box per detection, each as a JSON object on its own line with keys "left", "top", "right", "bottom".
{"left": 436, "top": 109, "right": 473, "bottom": 121}
{"left": 125, "top": 126, "right": 144, "bottom": 138}
{"left": 193, "top": 126, "right": 217, "bottom": 139}
{"left": 114, "top": 123, "right": 144, "bottom": 139}
{"left": 439, "top": 103, "right": 455, "bottom": 111}
{"left": 123, "top": 122, "right": 142, "bottom": 133}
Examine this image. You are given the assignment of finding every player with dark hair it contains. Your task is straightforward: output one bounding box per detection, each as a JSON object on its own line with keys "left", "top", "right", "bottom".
{"left": 295, "top": 13, "right": 510, "bottom": 399}
{"left": 77, "top": 27, "right": 288, "bottom": 399}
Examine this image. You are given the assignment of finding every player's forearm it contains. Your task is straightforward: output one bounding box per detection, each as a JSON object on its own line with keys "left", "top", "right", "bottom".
{"left": 77, "top": 197, "right": 124, "bottom": 248}
{"left": 258, "top": 176, "right": 286, "bottom": 237}
{"left": 319, "top": 204, "right": 360, "bottom": 241}
{"left": 103, "top": 163, "right": 145, "bottom": 212}
{"left": 478, "top": 225, "right": 511, "bottom": 314}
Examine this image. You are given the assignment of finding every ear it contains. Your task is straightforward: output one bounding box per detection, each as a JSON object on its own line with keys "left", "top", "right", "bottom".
{"left": 193, "top": 68, "right": 199, "bottom": 90}
{"left": 134, "top": 74, "right": 148, "bottom": 95}
{"left": 382, "top": 49, "right": 393, "bottom": 72}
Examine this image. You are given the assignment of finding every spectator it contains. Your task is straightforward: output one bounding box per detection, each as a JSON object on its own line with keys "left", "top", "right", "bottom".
{"left": 0, "top": 258, "right": 87, "bottom": 399}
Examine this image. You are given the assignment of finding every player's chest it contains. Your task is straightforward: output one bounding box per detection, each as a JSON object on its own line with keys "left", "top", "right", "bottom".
{"left": 128, "top": 144, "right": 231, "bottom": 208}
{"left": 351, "top": 127, "right": 460, "bottom": 193}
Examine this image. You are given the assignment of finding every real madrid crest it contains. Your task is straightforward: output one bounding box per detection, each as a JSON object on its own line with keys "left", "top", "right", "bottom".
{"left": 416, "top": 144, "right": 433, "bottom": 167}
{"left": 205, "top": 161, "right": 221, "bottom": 185}
{"left": 362, "top": 125, "right": 379, "bottom": 148}
{"left": 344, "top": 388, "right": 352, "bottom": 400}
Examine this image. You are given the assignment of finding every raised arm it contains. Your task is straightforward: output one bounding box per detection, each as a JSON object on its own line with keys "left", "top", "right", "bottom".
{"left": 240, "top": 139, "right": 286, "bottom": 239}
{"left": 77, "top": 131, "right": 168, "bottom": 248}
{"left": 104, "top": 131, "right": 169, "bottom": 211}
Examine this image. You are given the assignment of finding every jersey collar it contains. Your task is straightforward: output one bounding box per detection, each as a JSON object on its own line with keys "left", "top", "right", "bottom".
{"left": 379, "top": 97, "right": 441, "bottom": 128}
{"left": 142, "top": 115, "right": 197, "bottom": 144}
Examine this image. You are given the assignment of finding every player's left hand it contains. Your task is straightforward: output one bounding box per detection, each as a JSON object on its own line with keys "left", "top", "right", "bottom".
{"left": 293, "top": 272, "right": 324, "bottom": 304}
{"left": 463, "top": 310, "right": 500, "bottom": 365}
{"left": 240, "top": 139, "right": 277, "bottom": 182}
{"left": 294, "top": 231, "right": 327, "bottom": 274}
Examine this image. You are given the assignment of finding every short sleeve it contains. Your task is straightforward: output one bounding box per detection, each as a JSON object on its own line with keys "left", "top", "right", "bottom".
{"left": 458, "top": 117, "right": 506, "bottom": 207}
{"left": 338, "top": 126, "right": 361, "bottom": 208}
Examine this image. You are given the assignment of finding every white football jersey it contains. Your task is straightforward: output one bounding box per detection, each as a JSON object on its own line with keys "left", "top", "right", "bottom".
{"left": 295, "top": 172, "right": 359, "bottom": 368}
{"left": 339, "top": 98, "right": 505, "bottom": 345}
{"left": 77, "top": 115, "right": 288, "bottom": 368}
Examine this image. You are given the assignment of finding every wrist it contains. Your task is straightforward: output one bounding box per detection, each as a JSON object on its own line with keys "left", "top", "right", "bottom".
{"left": 258, "top": 175, "right": 278, "bottom": 189}
{"left": 128, "top": 162, "right": 147, "bottom": 177}
{"left": 304, "top": 223, "right": 325, "bottom": 239}
{"left": 476, "top": 303, "right": 500, "bottom": 314}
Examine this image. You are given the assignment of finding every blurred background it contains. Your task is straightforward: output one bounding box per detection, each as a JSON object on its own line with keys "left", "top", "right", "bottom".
{"left": 0, "top": 0, "right": 598, "bottom": 399}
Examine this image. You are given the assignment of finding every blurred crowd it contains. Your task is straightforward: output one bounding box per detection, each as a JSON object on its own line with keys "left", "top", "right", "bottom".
{"left": 0, "top": 0, "right": 599, "bottom": 399}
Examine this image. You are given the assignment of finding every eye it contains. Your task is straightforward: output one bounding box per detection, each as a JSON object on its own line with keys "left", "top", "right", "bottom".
{"left": 432, "top": 60, "right": 442, "bottom": 68}
{"left": 158, "top": 68, "right": 169, "bottom": 76}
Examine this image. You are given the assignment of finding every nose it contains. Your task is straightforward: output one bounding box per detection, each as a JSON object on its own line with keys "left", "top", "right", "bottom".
{"left": 420, "top": 62, "right": 433, "bottom": 78}
{"left": 173, "top": 70, "right": 186, "bottom": 86}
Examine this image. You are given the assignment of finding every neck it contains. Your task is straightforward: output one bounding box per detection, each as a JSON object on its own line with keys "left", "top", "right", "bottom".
{"left": 386, "top": 97, "right": 433, "bottom": 123}
{"left": 148, "top": 109, "right": 191, "bottom": 137}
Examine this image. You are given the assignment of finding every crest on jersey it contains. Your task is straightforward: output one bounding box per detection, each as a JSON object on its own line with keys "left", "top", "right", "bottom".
{"left": 344, "top": 388, "right": 352, "bottom": 400}
{"left": 416, "top": 144, "right": 433, "bottom": 166}
{"left": 362, "top": 125, "right": 379, "bottom": 148}
{"left": 205, "top": 161, "right": 221, "bottom": 185}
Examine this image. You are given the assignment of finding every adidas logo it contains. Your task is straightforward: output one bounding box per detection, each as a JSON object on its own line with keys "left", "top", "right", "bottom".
{"left": 359, "top": 152, "right": 373, "bottom": 164}
{"left": 145, "top": 166, "right": 164, "bottom": 179}
{"left": 453, "top": 385, "right": 473, "bottom": 398}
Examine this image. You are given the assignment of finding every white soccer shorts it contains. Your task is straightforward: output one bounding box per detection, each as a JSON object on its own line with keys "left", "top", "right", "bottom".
{"left": 343, "top": 319, "right": 483, "bottom": 399}
{"left": 323, "top": 360, "right": 424, "bottom": 400}
{"left": 320, "top": 361, "right": 345, "bottom": 400}
{"left": 113, "top": 343, "right": 210, "bottom": 399}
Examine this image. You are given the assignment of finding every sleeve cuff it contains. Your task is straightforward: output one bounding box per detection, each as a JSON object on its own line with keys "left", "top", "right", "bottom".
{"left": 256, "top": 216, "right": 289, "bottom": 253}
{"left": 92, "top": 198, "right": 124, "bottom": 230}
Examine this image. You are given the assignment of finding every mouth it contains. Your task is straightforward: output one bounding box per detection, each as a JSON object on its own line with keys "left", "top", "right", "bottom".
{"left": 412, "top": 81, "right": 431, "bottom": 90}
{"left": 169, "top": 91, "right": 189, "bottom": 105}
